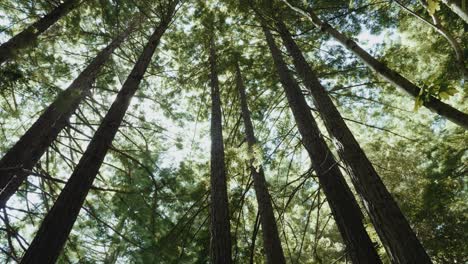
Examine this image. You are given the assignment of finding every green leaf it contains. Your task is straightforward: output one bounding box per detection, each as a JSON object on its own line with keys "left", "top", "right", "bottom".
{"left": 439, "top": 91, "right": 450, "bottom": 100}
{"left": 427, "top": 0, "right": 441, "bottom": 15}
{"left": 414, "top": 95, "right": 424, "bottom": 111}
{"left": 439, "top": 86, "right": 457, "bottom": 100}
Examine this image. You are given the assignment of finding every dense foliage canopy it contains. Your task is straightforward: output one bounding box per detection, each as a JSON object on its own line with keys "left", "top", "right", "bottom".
{"left": 0, "top": 0, "right": 466, "bottom": 263}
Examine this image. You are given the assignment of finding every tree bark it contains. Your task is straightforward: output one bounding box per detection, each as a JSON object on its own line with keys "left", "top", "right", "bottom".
{"left": 441, "top": 0, "right": 468, "bottom": 24}
{"left": 280, "top": 0, "right": 468, "bottom": 129}
{"left": 235, "top": 61, "right": 286, "bottom": 264}
{"left": 262, "top": 26, "right": 382, "bottom": 264}
{"left": 0, "top": 0, "right": 82, "bottom": 65}
{"left": 0, "top": 23, "right": 135, "bottom": 207}
{"left": 19, "top": 7, "right": 175, "bottom": 263}
{"left": 275, "top": 20, "right": 432, "bottom": 264}
{"left": 208, "top": 35, "right": 232, "bottom": 264}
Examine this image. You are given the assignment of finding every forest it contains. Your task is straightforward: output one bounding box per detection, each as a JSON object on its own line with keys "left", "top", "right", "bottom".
{"left": 0, "top": 0, "right": 467, "bottom": 263}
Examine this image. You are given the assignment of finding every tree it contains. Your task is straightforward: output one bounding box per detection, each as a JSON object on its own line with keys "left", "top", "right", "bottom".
{"left": 274, "top": 18, "right": 432, "bottom": 263}
{"left": 441, "top": 0, "right": 468, "bottom": 24}
{"left": 394, "top": 0, "right": 467, "bottom": 82}
{"left": 236, "top": 60, "right": 286, "bottom": 264}
{"left": 280, "top": 0, "right": 468, "bottom": 129}
{"left": 0, "top": 0, "right": 465, "bottom": 262}
{"left": 262, "top": 25, "right": 382, "bottom": 264}
{"left": 19, "top": 3, "right": 177, "bottom": 262}
{"left": 208, "top": 30, "right": 232, "bottom": 264}
{"left": 0, "top": 0, "right": 82, "bottom": 65}
{"left": 0, "top": 22, "right": 136, "bottom": 207}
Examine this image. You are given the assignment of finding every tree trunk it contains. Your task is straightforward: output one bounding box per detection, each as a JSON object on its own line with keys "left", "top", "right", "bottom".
{"left": 235, "top": 61, "right": 286, "bottom": 264}
{"left": 0, "top": 23, "right": 135, "bottom": 207}
{"left": 19, "top": 8, "right": 175, "bottom": 263}
{"left": 397, "top": 0, "right": 468, "bottom": 82}
{"left": 0, "top": 0, "right": 82, "bottom": 65}
{"left": 280, "top": 1, "right": 468, "bottom": 129}
{"left": 262, "top": 26, "right": 382, "bottom": 264}
{"left": 441, "top": 0, "right": 468, "bottom": 24}
{"left": 275, "top": 20, "right": 432, "bottom": 264}
{"left": 103, "top": 216, "right": 127, "bottom": 264}
{"left": 208, "top": 35, "right": 232, "bottom": 264}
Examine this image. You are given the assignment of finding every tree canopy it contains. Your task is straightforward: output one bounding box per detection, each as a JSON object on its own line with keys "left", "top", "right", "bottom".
{"left": 0, "top": 0, "right": 466, "bottom": 263}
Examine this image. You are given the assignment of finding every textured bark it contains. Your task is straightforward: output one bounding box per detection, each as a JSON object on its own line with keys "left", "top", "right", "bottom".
{"left": 0, "top": 0, "right": 82, "bottom": 65}
{"left": 0, "top": 24, "right": 134, "bottom": 207}
{"left": 280, "top": 1, "right": 468, "bottom": 129}
{"left": 19, "top": 9, "right": 174, "bottom": 263}
{"left": 209, "top": 36, "right": 232, "bottom": 264}
{"left": 262, "top": 26, "right": 382, "bottom": 264}
{"left": 236, "top": 61, "right": 286, "bottom": 264}
{"left": 276, "top": 20, "right": 432, "bottom": 264}
{"left": 441, "top": 0, "right": 468, "bottom": 24}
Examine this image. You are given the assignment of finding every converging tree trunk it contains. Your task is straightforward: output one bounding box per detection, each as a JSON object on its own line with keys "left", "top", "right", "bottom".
{"left": 0, "top": 23, "right": 135, "bottom": 207}
{"left": 441, "top": 0, "right": 468, "bottom": 24}
{"left": 208, "top": 34, "right": 232, "bottom": 264}
{"left": 19, "top": 4, "right": 176, "bottom": 262}
{"left": 280, "top": 0, "right": 468, "bottom": 129}
{"left": 235, "top": 60, "right": 286, "bottom": 264}
{"left": 0, "top": 0, "right": 82, "bottom": 65}
{"left": 262, "top": 26, "right": 382, "bottom": 264}
{"left": 275, "top": 19, "right": 432, "bottom": 264}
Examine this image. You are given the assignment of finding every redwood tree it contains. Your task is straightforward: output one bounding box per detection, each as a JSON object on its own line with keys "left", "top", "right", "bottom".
{"left": 208, "top": 33, "right": 232, "bottom": 264}
{"left": 262, "top": 25, "right": 382, "bottom": 264}
{"left": 0, "top": 23, "right": 136, "bottom": 207}
{"left": 275, "top": 18, "right": 432, "bottom": 264}
{"left": 19, "top": 3, "right": 177, "bottom": 262}
{"left": 236, "top": 60, "right": 286, "bottom": 264}
{"left": 280, "top": 0, "right": 468, "bottom": 129}
{"left": 0, "top": 0, "right": 83, "bottom": 65}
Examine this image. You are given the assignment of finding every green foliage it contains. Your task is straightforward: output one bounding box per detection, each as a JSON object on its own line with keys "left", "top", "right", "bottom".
{"left": 427, "top": 0, "right": 441, "bottom": 15}
{"left": 0, "top": 0, "right": 466, "bottom": 263}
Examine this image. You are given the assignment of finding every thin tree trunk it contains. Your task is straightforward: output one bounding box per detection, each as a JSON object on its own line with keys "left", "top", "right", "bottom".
{"left": 275, "top": 20, "right": 432, "bottom": 264}
{"left": 19, "top": 6, "right": 175, "bottom": 262}
{"left": 248, "top": 211, "right": 260, "bottom": 264}
{"left": 262, "top": 26, "right": 382, "bottom": 264}
{"left": 396, "top": 0, "right": 468, "bottom": 82}
{"left": 235, "top": 61, "right": 286, "bottom": 264}
{"left": 103, "top": 216, "right": 127, "bottom": 264}
{"left": 0, "top": 0, "right": 82, "bottom": 65}
{"left": 441, "top": 0, "right": 468, "bottom": 24}
{"left": 208, "top": 35, "right": 232, "bottom": 264}
{"left": 280, "top": 0, "right": 468, "bottom": 129}
{"left": 0, "top": 23, "right": 135, "bottom": 207}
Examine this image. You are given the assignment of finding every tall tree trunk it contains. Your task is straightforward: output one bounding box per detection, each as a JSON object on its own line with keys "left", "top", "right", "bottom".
{"left": 19, "top": 7, "right": 175, "bottom": 262}
{"left": 262, "top": 26, "right": 382, "bottom": 264}
{"left": 0, "top": 23, "right": 135, "bottom": 207}
{"left": 275, "top": 20, "right": 432, "bottom": 264}
{"left": 280, "top": 0, "right": 468, "bottom": 129}
{"left": 0, "top": 0, "right": 82, "bottom": 65}
{"left": 441, "top": 0, "right": 468, "bottom": 24}
{"left": 208, "top": 35, "right": 232, "bottom": 264}
{"left": 235, "top": 61, "right": 286, "bottom": 264}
